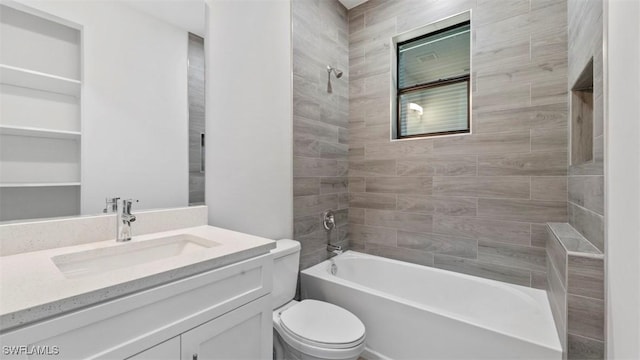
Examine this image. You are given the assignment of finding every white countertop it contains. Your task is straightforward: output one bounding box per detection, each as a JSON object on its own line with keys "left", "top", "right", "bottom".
{"left": 0, "top": 225, "right": 276, "bottom": 331}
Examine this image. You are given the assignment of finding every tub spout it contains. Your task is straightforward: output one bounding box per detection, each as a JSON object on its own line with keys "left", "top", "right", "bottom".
{"left": 327, "top": 243, "right": 343, "bottom": 255}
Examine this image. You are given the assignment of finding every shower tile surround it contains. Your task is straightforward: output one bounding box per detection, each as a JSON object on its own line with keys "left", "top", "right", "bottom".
{"left": 566, "top": 0, "right": 604, "bottom": 252}
{"left": 292, "top": 0, "right": 349, "bottom": 269}
{"left": 292, "top": 1, "right": 606, "bottom": 356}
{"left": 546, "top": 0, "right": 606, "bottom": 358}
{"left": 345, "top": 0, "right": 569, "bottom": 287}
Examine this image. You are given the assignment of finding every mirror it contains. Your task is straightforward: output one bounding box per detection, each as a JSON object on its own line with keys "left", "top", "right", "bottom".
{"left": 0, "top": 0, "right": 205, "bottom": 222}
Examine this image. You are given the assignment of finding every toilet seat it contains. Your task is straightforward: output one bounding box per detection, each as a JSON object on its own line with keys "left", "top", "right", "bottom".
{"left": 273, "top": 300, "right": 366, "bottom": 359}
{"left": 280, "top": 300, "right": 365, "bottom": 349}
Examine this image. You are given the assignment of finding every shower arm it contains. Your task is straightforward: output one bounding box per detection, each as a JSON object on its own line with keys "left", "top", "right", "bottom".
{"left": 326, "top": 65, "right": 343, "bottom": 93}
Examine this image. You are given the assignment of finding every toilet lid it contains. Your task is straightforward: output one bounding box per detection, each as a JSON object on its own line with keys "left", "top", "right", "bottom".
{"left": 279, "top": 300, "right": 365, "bottom": 347}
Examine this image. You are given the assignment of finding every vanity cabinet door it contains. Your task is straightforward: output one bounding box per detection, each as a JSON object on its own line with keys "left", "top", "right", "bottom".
{"left": 181, "top": 295, "right": 272, "bottom": 360}
{"left": 127, "top": 336, "right": 180, "bottom": 360}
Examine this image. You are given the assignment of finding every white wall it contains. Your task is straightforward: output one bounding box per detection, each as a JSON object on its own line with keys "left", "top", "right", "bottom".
{"left": 15, "top": 0, "right": 190, "bottom": 215}
{"left": 204, "top": 0, "right": 293, "bottom": 240}
{"left": 605, "top": 0, "right": 640, "bottom": 358}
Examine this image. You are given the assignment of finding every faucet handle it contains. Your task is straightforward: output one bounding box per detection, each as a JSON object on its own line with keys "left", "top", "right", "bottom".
{"left": 122, "top": 199, "right": 138, "bottom": 215}
{"left": 323, "top": 210, "right": 336, "bottom": 231}
{"left": 103, "top": 197, "right": 120, "bottom": 213}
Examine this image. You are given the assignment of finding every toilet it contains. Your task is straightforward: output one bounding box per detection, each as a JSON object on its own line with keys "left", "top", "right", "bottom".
{"left": 271, "top": 239, "right": 366, "bottom": 360}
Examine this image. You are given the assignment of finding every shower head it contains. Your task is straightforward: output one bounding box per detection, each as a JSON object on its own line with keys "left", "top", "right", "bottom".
{"left": 326, "top": 65, "right": 343, "bottom": 93}
{"left": 327, "top": 65, "right": 343, "bottom": 78}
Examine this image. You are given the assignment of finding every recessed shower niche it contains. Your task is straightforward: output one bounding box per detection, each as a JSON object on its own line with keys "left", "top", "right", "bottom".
{"left": 571, "top": 59, "right": 594, "bottom": 166}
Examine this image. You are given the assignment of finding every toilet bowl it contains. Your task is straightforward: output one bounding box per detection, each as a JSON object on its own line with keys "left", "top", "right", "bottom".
{"left": 271, "top": 240, "right": 365, "bottom": 360}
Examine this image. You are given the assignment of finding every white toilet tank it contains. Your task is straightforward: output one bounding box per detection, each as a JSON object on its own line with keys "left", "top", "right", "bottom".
{"left": 271, "top": 239, "right": 301, "bottom": 309}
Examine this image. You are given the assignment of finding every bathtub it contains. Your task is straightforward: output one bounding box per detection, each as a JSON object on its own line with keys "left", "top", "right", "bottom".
{"left": 301, "top": 251, "right": 562, "bottom": 360}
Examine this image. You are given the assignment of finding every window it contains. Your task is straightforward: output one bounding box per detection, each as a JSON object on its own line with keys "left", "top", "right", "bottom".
{"left": 395, "top": 17, "right": 471, "bottom": 139}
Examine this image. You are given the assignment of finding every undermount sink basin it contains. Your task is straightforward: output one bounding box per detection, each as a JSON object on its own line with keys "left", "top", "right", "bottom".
{"left": 52, "top": 234, "right": 219, "bottom": 279}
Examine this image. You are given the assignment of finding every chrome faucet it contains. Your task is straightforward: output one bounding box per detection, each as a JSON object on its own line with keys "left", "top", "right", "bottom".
{"left": 327, "top": 243, "right": 343, "bottom": 255}
{"left": 116, "top": 199, "right": 137, "bottom": 242}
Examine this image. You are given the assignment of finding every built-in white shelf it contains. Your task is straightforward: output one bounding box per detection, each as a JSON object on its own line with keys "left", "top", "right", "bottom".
{"left": 0, "top": 64, "right": 81, "bottom": 97}
{"left": 0, "top": 125, "right": 81, "bottom": 140}
{"left": 0, "top": 182, "right": 81, "bottom": 188}
{"left": 0, "top": 5, "right": 82, "bottom": 222}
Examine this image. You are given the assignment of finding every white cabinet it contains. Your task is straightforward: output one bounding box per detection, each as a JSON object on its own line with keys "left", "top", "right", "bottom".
{"left": 126, "top": 297, "right": 272, "bottom": 360}
{"left": 0, "top": 3, "right": 82, "bottom": 221}
{"left": 0, "top": 253, "right": 273, "bottom": 360}
{"left": 128, "top": 337, "right": 181, "bottom": 360}
{"left": 182, "top": 296, "right": 273, "bottom": 360}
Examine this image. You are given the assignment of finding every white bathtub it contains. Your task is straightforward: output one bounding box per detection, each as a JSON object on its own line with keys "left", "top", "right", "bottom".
{"left": 301, "top": 251, "right": 562, "bottom": 360}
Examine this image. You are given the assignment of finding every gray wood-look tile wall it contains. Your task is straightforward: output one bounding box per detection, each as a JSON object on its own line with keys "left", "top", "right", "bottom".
{"left": 292, "top": 0, "right": 349, "bottom": 269}
{"left": 567, "top": 0, "right": 604, "bottom": 253}
{"left": 188, "top": 34, "right": 205, "bottom": 205}
{"left": 547, "top": 227, "right": 568, "bottom": 354}
{"left": 347, "top": 0, "right": 568, "bottom": 288}
{"left": 290, "top": 1, "right": 607, "bottom": 356}
{"left": 564, "top": 0, "right": 606, "bottom": 357}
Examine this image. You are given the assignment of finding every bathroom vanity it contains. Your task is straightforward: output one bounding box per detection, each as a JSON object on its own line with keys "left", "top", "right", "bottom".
{"left": 0, "top": 206, "right": 275, "bottom": 359}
